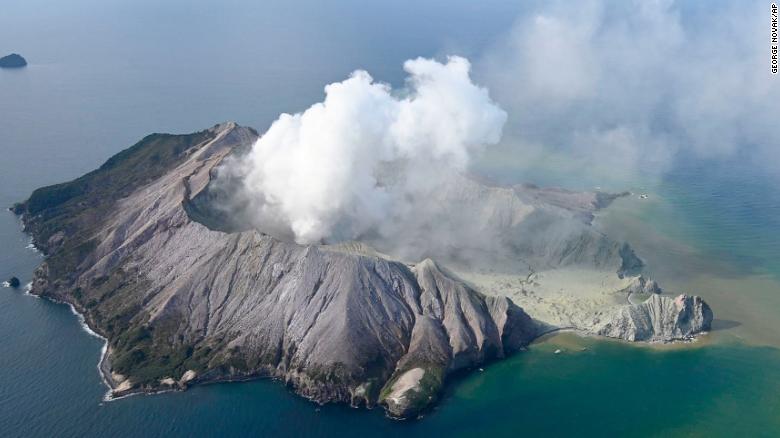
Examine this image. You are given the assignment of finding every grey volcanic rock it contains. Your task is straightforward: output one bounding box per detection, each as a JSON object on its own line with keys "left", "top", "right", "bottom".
{"left": 13, "top": 121, "right": 711, "bottom": 418}
{"left": 8, "top": 277, "right": 20, "bottom": 288}
{"left": 593, "top": 294, "right": 713, "bottom": 342}
{"left": 624, "top": 275, "right": 662, "bottom": 295}
{"left": 0, "top": 53, "right": 27, "bottom": 68}
{"left": 379, "top": 259, "right": 536, "bottom": 417}
{"left": 14, "top": 122, "right": 537, "bottom": 418}
{"left": 361, "top": 170, "right": 643, "bottom": 276}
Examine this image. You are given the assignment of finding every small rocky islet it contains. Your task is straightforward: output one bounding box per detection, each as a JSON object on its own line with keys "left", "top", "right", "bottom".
{"left": 0, "top": 53, "right": 27, "bottom": 68}
{"left": 12, "top": 122, "right": 712, "bottom": 419}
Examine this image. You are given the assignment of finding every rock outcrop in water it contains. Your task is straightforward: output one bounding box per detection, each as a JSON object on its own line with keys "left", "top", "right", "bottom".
{"left": 7, "top": 277, "right": 21, "bottom": 288}
{"left": 0, "top": 53, "right": 27, "bottom": 68}
{"left": 13, "top": 122, "right": 712, "bottom": 418}
{"left": 593, "top": 294, "right": 713, "bottom": 342}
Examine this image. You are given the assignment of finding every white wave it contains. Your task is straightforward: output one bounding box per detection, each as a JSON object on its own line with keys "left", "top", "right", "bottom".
{"left": 23, "top": 282, "right": 39, "bottom": 298}
{"left": 20, "top": 280, "right": 113, "bottom": 397}
{"left": 98, "top": 341, "right": 114, "bottom": 402}
{"left": 67, "top": 302, "right": 105, "bottom": 340}
{"left": 25, "top": 240, "right": 39, "bottom": 253}
{"left": 63, "top": 301, "right": 114, "bottom": 400}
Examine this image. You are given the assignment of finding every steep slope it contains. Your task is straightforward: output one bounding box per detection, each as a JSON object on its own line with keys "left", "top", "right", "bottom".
{"left": 13, "top": 122, "right": 713, "bottom": 419}
{"left": 593, "top": 294, "right": 713, "bottom": 342}
{"left": 357, "top": 172, "right": 643, "bottom": 276}
{"left": 13, "top": 123, "right": 536, "bottom": 418}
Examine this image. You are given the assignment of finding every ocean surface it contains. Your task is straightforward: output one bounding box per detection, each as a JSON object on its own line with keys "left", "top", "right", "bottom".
{"left": 2, "top": 1, "right": 779, "bottom": 436}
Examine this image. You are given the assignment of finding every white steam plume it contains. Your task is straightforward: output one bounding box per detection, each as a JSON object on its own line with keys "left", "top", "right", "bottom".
{"left": 242, "top": 56, "right": 507, "bottom": 244}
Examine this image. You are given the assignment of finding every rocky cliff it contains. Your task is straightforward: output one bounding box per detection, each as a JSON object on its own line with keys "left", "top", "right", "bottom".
{"left": 13, "top": 122, "right": 712, "bottom": 419}
{"left": 14, "top": 123, "right": 538, "bottom": 418}
{"left": 593, "top": 294, "right": 713, "bottom": 342}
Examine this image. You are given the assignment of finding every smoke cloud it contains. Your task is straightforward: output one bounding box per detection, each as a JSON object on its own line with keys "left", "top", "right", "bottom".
{"left": 218, "top": 0, "right": 778, "bottom": 259}
{"left": 240, "top": 56, "right": 506, "bottom": 244}
{"left": 476, "top": 0, "right": 780, "bottom": 184}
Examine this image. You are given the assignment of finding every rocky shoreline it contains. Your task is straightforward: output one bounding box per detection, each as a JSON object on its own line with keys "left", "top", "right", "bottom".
{"left": 36, "top": 279, "right": 710, "bottom": 393}
{"left": 13, "top": 122, "right": 713, "bottom": 419}
{"left": 20, "top": 255, "right": 712, "bottom": 417}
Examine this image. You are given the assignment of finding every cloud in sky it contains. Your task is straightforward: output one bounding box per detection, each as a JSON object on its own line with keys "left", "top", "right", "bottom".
{"left": 477, "top": 0, "right": 780, "bottom": 183}
{"left": 228, "top": 0, "right": 778, "bottom": 247}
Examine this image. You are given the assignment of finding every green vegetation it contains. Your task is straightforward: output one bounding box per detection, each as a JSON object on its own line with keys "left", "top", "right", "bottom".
{"left": 14, "top": 128, "right": 216, "bottom": 386}
{"left": 379, "top": 363, "right": 445, "bottom": 416}
{"left": 88, "top": 267, "right": 206, "bottom": 385}
{"left": 112, "top": 327, "right": 197, "bottom": 384}
{"left": 15, "top": 130, "right": 214, "bottom": 280}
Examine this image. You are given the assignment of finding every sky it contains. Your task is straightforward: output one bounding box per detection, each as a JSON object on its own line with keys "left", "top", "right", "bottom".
{"left": 2, "top": 0, "right": 777, "bottom": 194}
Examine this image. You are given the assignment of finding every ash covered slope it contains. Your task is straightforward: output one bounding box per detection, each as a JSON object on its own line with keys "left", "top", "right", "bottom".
{"left": 13, "top": 123, "right": 535, "bottom": 418}
{"left": 382, "top": 175, "right": 643, "bottom": 275}
{"left": 14, "top": 122, "right": 711, "bottom": 418}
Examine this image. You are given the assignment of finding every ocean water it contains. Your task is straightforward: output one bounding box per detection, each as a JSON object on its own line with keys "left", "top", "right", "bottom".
{"left": 2, "top": 1, "right": 780, "bottom": 437}
{"left": 2, "top": 290, "right": 780, "bottom": 438}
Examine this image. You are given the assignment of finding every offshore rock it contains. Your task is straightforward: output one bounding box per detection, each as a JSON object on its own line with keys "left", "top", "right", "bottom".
{"left": 8, "top": 276, "right": 21, "bottom": 288}
{"left": 0, "top": 53, "right": 27, "bottom": 68}
{"left": 593, "top": 294, "right": 713, "bottom": 342}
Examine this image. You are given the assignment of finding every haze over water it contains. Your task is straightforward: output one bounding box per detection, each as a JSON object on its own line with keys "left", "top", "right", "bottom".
{"left": 2, "top": 1, "right": 779, "bottom": 436}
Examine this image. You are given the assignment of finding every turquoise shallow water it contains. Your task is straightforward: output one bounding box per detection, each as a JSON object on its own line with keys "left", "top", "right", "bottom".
{"left": 3, "top": 175, "right": 780, "bottom": 437}
{"left": 3, "top": 277, "right": 780, "bottom": 437}
{"left": 4, "top": 152, "right": 779, "bottom": 437}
